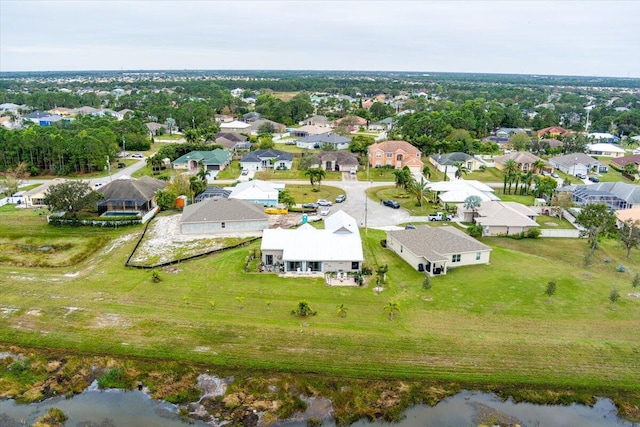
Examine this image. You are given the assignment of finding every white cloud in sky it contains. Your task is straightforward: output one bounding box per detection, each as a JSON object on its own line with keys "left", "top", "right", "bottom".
{"left": 1, "top": 0, "right": 638, "bottom": 77}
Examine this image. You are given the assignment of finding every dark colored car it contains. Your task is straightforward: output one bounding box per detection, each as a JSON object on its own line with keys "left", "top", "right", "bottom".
{"left": 588, "top": 176, "right": 600, "bottom": 183}
{"left": 335, "top": 194, "right": 346, "bottom": 203}
{"left": 117, "top": 162, "right": 126, "bottom": 168}
{"left": 382, "top": 200, "right": 400, "bottom": 209}
{"left": 302, "top": 203, "right": 318, "bottom": 209}
{"left": 404, "top": 224, "right": 416, "bottom": 229}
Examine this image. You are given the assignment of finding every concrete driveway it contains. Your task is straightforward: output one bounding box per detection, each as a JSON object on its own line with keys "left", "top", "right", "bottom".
{"left": 275, "top": 178, "right": 410, "bottom": 228}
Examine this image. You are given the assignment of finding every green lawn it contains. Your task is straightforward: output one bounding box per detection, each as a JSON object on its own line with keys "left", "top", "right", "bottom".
{"left": 536, "top": 214, "right": 576, "bottom": 229}
{"left": 282, "top": 184, "right": 343, "bottom": 204}
{"left": 590, "top": 157, "right": 635, "bottom": 183}
{"left": 367, "top": 185, "right": 447, "bottom": 216}
{"left": 465, "top": 167, "right": 504, "bottom": 182}
{"left": 0, "top": 206, "right": 639, "bottom": 408}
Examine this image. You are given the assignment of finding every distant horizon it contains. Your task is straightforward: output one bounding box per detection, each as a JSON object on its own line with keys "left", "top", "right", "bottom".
{"left": 1, "top": 68, "right": 638, "bottom": 81}
{"left": 1, "top": 1, "right": 638, "bottom": 78}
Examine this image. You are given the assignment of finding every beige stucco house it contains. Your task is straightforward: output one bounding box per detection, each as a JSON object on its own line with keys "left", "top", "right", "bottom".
{"left": 386, "top": 226, "right": 491, "bottom": 276}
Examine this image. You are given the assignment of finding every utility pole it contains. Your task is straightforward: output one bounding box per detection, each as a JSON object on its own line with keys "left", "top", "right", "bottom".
{"left": 122, "top": 135, "right": 126, "bottom": 156}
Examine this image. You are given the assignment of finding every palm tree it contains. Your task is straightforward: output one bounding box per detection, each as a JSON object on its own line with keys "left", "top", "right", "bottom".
{"left": 336, "top": 304, "right": 348, "bottom": 318}
{"left": 453, "top": 161, "right": 469, "bottom": 179}
{"left": 384, "top": 301, "right": 400, "bottom": 321}
{"left": 407, "top": 177, "right": 431, "bottom": 207}
{"left": 502, "top": 159, "right": 519, "bottom": 194}
{"left": 305, "top": 168, "right": 326, "bottom": 190}
{"left": 520, "top": 170, "right": 534, "bottom": 195}
{"left": 532, "top": 159, "right": 546, "bottom": 174}
{"left": 463, "top": 195, "right": 482, "bottom": 221}
{"left": 196, "top": 161, "right": 210, "bottom": 182}
{"left": 393, "top": 167, "right": 412, "bottom": 190}
{"left": 376, "top": 264, "right": 389, "bottom": 285}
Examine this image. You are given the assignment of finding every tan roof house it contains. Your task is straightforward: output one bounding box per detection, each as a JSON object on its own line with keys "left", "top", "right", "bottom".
{"left": 494, "top": 151, "right": 546, "bottom": 172}
{"left": 456, "top": 200, "right": 539, "bottom": 236}
{"left": 368, "top": 140, "right": 424, "bottom": 172}
{"left": 386, "top": 226, "right": 491, "bottom": 276}
{"left": 615, "top": 207, "right": 640, "bottom": 228}
{"left": 23, "top": 178, "right": 68, "bottom": 208}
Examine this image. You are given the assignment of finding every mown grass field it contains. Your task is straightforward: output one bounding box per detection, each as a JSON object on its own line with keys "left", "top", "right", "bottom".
{"left": 0, "top": 205, "right": 639, "bottom": 400}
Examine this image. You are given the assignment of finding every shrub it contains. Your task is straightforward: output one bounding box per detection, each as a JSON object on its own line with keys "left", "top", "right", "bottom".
{"left": 632, "top": 273, "right": 640, "bottom": 288}
{"left": 603, "top": 258, "right": 611, "bottom": 264}
{"left": 151, "top": 270, "right": 162, "bottom": 283}
{"left": 467, "top": 224, "right": 483, "bottom": 237}
{"left": 380, "top": 239, "right": 387, "bottom": 248}
{"left": 423, "top": 274, "right": 432, "bottom": 290}
{"left": 360, "top": 264, "right": 373, "bottom": 276}
{"left": 617, "top": 265, "right": 626, "bottom": 272}
{"left": 526, "top": 228, "right": 541, "bottom": 239}
{"left": 292, "top": 301, "right": 317, "bottom": 317}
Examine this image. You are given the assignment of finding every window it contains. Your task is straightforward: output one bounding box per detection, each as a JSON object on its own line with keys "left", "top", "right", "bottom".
{"left": 397, "top": 154, "right": 403, "bottom": 161}
{"left": 386, "top": 152, "right": 393, "bottom": 158}
{"left": 351, "top": 261, "right": 359, "bottom": 270}
{"left": 476, "top": 252, "right": 481, "bottom": 260}
{"left": 266, "top": 254, "right": 273, "bottom": 265}
{"left": 221, "top": 222, "right": 226, "bottom": 229}
{"left": 452, "top": 254, "right": 461, "bottom": 263}
{"left": 375, "top": 152, "right": 382, "bottom": 158}
{"left": 307, "top": 261, "right": 322, "bottom": 272}
{"left": 400, "top": 245, "right": 403, "bottom": 253}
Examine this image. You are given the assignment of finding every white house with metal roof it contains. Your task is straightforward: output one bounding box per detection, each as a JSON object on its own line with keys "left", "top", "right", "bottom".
{"left": 260, "top": 210, "right": 363, "bottom": 274}
{"left": 386, "top": 226, "right": 491, "bottom": 276}
{"left": 226, "top": 179, "right": 283, "bottom": 207}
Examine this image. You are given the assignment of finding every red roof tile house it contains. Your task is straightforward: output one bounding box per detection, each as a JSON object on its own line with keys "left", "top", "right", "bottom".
{"left": 536, "top": 126, "right": 570, "bottom": 139}
{"left": 368, "top": 140, "right": 424, "bottom": 173}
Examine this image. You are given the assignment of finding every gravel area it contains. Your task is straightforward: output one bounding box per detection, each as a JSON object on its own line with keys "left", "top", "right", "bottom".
{"left": 129, "top": 214, "right": 270, "bottom": 266}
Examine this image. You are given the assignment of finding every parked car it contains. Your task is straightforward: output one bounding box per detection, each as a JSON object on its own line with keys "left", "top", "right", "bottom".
{"left": 588, "top": 176, "right": 600, "bottom": 183}
{"left": 350, "top": 167, "right": 357, "bottom": 175}
{"left": 241, "top": 170, "right": 249, "bottom": 176}
{"left": 382, "top": 200, "right": 400, "bottom": 209}
{"left": 317, "top": 199, "right": 332, "bottom": 207}
{"left": 428, "top": 212, "right": 453, "bottom": 221}
{"left": 404, "top": 224, "right": 416, "bottom": 229}
{"left": 319, "top": 206, "right": 330, "bottom": 216}
{"left": 551, "top": 172, "right": 560, "bottom": 178}
{"left": 302, "top": 203, "right": 318, "bottom": 209}
{"left": 117, "top": 162, "right": 126, "bottom": 169}
{"left": 131, "top": 153, "right": 144, "bottom": 158}
{"left": 94, "top": 182, "right": 104, "bottom": 188}
{"left": 335, "top": 194, "right": 346, "bottom": 203}
{"left": 575, "top": 173, "right": 587, "bottom": 179}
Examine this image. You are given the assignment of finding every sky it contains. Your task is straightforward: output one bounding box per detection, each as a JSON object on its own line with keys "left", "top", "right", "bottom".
{"left": 1, "top": 0, "right": 639, "bottom": 78}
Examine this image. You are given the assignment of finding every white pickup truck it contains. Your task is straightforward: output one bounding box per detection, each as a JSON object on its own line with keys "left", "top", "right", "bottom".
{"left": 428, "top": 212, "right": 453, "bottom": 221}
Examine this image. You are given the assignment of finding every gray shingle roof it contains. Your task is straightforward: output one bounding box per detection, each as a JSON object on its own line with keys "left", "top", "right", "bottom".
{"left": 241, "top": 149, "right": 293, "bottom": 163}
{"left": 387, "top": 226, "right": 490, "bottom": 262}
{"left": 578, "top": 182, "right": 640, "bottom": 204}
{"left": 430, "top": 152, "right": 474, "bottom": 165}
{"left": 98, "top": 176, "right": 166, "bottom": 202}
{"left": 181, "top": 198, "right": 268, "bottom": 224}
{"left": 316, "top": 151, "right": 359, "bottom": 166}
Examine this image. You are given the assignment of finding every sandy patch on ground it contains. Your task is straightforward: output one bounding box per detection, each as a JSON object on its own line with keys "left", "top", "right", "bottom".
{"left": 94, "top": 313, "right": 129, "bottom": 328}
{"left": 0, "top": 307, "right": 19, "bottom": 317}
{"left": 26, "top": 309, "right": 42, "bottom": 316}
{"left": 129, "top": 214, "right": 302, "bottom": 266}
{"left": 104, "top": 233, "right": 137, "bottom": 254}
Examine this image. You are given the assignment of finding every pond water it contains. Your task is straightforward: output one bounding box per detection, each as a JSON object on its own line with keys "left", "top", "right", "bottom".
{"left": 0, "top": 382, "right": 209, "bottom": 427}
{"left": 0, "top": 388, "right": 636, "bottom": 427}
{"left": 279, "top": 390, "right": 637, "bottom": 427}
